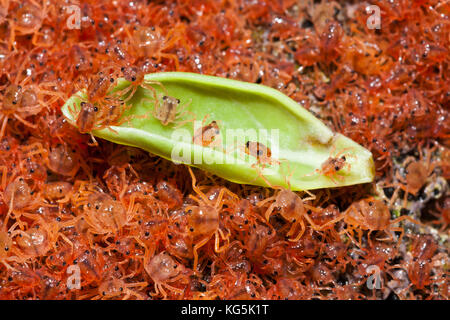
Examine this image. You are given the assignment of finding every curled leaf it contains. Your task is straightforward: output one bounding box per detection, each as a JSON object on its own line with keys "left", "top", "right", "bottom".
{"left": 62, "top": 72, "right": 374, "bottom": 190}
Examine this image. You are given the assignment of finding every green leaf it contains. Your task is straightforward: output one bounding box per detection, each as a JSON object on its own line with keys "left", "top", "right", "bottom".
{"left": 61, "top": 72, "right": 374, "bottom": 190}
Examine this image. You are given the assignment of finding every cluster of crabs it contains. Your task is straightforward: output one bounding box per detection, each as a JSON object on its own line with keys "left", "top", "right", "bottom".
{"left": 0, "top": 0, "right": 448, "bottom": 299}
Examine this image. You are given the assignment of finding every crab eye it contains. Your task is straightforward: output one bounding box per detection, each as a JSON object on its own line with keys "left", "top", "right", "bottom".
{"left": 341, "top": 156, "right": 346, "bottom": 161}
{"left": 176, "top": 99, "right": 180, "bottom": 104}
{"left": 162, "top": 95, "right": 167, "bottom": 100}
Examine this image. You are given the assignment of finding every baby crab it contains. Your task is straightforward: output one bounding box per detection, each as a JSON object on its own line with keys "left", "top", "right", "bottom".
{"left": 8, "top": 0, "right": 47, "bottom": 48}
{"left": 70, "top": 71, "right": 124, "bottom": 133}
{"left": 144, "top": 251, "right": 189, "bottom": 299}
{"left": 257, "top": 188, "right": 321, "bottom": 242}
{"left": 75, "top": 101, "right": 98, "bottom": 134}
{"left": 308, "top": 147, "right": 354, "bottom": 184}
{"left": 73, "top": 98, "right": 143, "bottom": 146}
{"left": 113, "top": 65, "right": 164, "bottom": 103}
{"left": 72, "top": 68, "right": 132, "bottom": 126}
{"left": 242, "top": 141, "right": 280, "bottom": 168}
{"left": 4, "top": 177, "right": 36, "bottom": 212}
{"left": 42, "top": 181, "right": 73, "bottom": 203}
{"left": 152, "top": 94, "right": 193, "bottom": 127}
{"left": 93, "top": 276, "right": 148, "bottom": 300}
{"left": 320, "top": 198, "right": 421, "bottom": 247}
{"left": 85, "top": 193, "right": 132, "bottom": 235}
{"left": 390, "top": 142, "right": 438, "bottom": 207}
{"left": 46, "top": 143, "right": 84, "bottom": 178}
{"left": 0, "top": 222, "right": 18, "bottom": 270}
{"left": 82, "top": 67, "right": 119, "bottom": 105}
{"left": 74, "top": 185, "right": 140, "bottom": 236}
{"left": 405, "top": 235, "right": 446, "bottom": 291}
{"left": 1, "top": 74, "right": 62, "bottom": 139}
{"left": 14, "top": 216, "right": 74, "bottom": 260}
{"left": 186, "top": 167, "right": 239, "bottom": 273}
{"left": 192, "top": 116, "right": 221, "bottom": 148}
{"left": 73, "top": 99, "right": 131, "bottom": 142}
{"left": 3, "top": 176, "right": 41, "bottom": 228}
{"left": 0, "top": 211, "right": 36, "bottom": 270}
{"left": 390, "top": 234, "right": 446, "bottom": 296}
{"left": 431, "top": 197, "right": 449, "bottom": 231}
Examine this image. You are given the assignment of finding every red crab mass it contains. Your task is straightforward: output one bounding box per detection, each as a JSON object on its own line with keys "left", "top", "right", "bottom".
{"left": 0, "top": 0, "right": 448, "bottom": 300}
